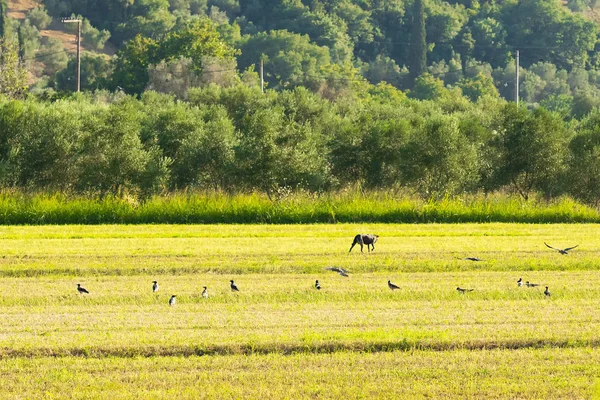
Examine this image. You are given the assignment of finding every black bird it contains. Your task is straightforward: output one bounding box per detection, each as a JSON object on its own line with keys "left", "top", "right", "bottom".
{"left": 456, "top": 287, "right": 474, "bottom": 294}
{"left": 202, "top": 286, "right": 209, "bottom": 298}
{"left": 462, "top": 257, "right": 484, "bottom": 262}
{"left": 325, "top": 267, "right": 349, "bottom": 277}
{"left": 388, "top": 280, "right": 400, "bottom": 290}
{"left": 544, "top": 286, "right": 551, "bottom": 297}
{"left": 517, "top": 278, "right": 523, "bottom": 287}
{"left": 77, "top": 284, "right": 89, "bottom": 294}
{"left": 315, "top": 280, "right": 321, "bottom": 290}
{"left": 526, "top": 281, "right": 541, "bottom": 287}
{"left": 152, "top": 281, "right": 159, "bottom": 292}
{"left": 230, "top": 280, "right": 239, "bottom": 292}
{"left": 169, "top": 295, "right": 176, "bottom": 306}
{"left": 544, "top": 242, "right": 579, "bottom": 255}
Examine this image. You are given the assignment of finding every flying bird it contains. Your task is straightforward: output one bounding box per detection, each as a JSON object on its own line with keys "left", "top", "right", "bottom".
{"left": 544, "top": 286, "right": 551, "bottom": 297}
{"left": 315, "top": 280, "right": 321, "bottom": 290}
{"left": 169, "top": 295, "right": 176, "bottom": 306}
{"left": 462, "top": 257, "right": 484, "bottom": 262}
{"left": 517, "top": 278, "right": 523, "bottom": 287}
{"left": 456, "top": 287, "right": 474, "bottom": 294}
{"left": 202, "top": 286, "right": 209, "bottom": 298}
{"left": 544, "top": 243, "right": 578, "bottom": 255}
{"left": 388, "top": 280, "right": 400, "bottom": 290}
{"left": 325, "top": 267, "right": 349, "bottom": 277}
{"left": 77, "top": 284, "right": 89, "bottom": 294}
{"left": 230, "top": 280, "right": 239, "bottom": 292}
{"left": 526, "top": 281, "right": 541, "bottom": 287}
{"left": 152, "top": 281, "right": 159, "bottom": 292}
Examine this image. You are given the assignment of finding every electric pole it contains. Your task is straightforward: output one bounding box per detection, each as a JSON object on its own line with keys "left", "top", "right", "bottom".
{"left": 61, "top": 17, "right": 81, "bottom": 92}
{"left": 260, "top": 58, "right": 264, "bottom": 93}
{"left": 515, "top": 50, "right": 519, "bottom": 105}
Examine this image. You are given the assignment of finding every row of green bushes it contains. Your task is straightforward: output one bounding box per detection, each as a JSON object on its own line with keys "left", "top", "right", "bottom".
{"left": 0, "top": 191, "right": 596, "bottom": 224}
{"left": 3, "top": 85, "right": 600, "bottom": 205}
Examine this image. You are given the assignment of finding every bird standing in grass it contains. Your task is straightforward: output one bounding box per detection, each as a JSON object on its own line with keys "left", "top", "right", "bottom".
{"left": 325, "top": 267, "right": 349, "bottom": 277}
{"left": 388, "top": 280, "right": 400, "bottom": 290}
{"left": 544, "top": 243, "right": 578, "bottom": 255}
{"left": 230, "top": 280, "right": 239, "bottom": 292}
{"left": 202, "top": 286, "right": 209, "bottom": 298}
{"left": 526, "top": 281, "right": 540, "bottom": 287}
{"left": 544, "top": 286, "right": 551, "bottom": 297}
{"left": 169, "top": 295, "right": 176, "bottom": 306}
{"left": 517, "top": 278, "right": 523, "bottom": 287}
{"left": 456, "top": 287, "right": 474, "bottom": 294}
{"left": 152, "top": 281, "right": 159, "bottom": 293}
{"left": 315, "top": 280, "right": 321, "bottom": 290}
{"left": 77, "top": 284, "right": 89, "bottom": 294}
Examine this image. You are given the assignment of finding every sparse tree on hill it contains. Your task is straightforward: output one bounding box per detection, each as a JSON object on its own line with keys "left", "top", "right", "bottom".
{"left": 0, "top": 2, "right": 5, "bottom": 39}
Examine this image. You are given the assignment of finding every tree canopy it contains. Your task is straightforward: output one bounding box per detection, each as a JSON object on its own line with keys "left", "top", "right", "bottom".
{"left": 6, "top": 0, "right": 597, "bottom": 109}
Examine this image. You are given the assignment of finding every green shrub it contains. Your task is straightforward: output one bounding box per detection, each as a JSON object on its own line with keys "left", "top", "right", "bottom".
{"left": 27, "top": 7, "right": 52, "bottom": 30}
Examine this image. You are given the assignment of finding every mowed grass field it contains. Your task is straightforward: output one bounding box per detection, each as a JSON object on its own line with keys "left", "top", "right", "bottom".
{"left": 1, "top": 223, "right": 600, "bottom": 398}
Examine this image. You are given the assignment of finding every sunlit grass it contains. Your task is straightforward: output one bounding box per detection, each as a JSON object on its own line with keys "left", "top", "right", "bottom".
{"left": 0, "top": 271, "right": 599, "bottom": 358}
{"left": 0, "top": 223, "right": 599, "bottom": 398}
{"left": 0, "top": 223, "right": 597, "bottom": 276}
{"left": 0, "top": 191, "right": 597, "bottom": 224}
{"left": 0, "top": 349, "right": 598, "bottom": 399}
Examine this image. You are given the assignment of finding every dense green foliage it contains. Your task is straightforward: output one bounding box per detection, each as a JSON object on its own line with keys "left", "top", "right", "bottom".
{"left": 0, "top": 0, "right": 596, "bottom": 114}
{"left": 4, "top": 0, "right": 600, "bottom": 208}
{"left": 0, "top": 39, "right": 27, "bottom": 98}
{"left": 0, "top": 2, "right": 5, "bottom": 38}
{"left": 109, "top": 18, "right": 237, "bottom": 94}
{"left": 3, "top": 85, "right": 600, "bottom": 205}
{"left": 409, "top": 0, "right": 427, "bottom": 84}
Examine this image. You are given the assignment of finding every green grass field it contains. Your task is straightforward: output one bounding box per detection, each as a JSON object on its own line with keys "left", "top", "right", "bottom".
{"left": 1, "top": 223, "right": 600, "bottom": 398}
{"left": 0, "top": 191, "right": 598, "bottom": 224}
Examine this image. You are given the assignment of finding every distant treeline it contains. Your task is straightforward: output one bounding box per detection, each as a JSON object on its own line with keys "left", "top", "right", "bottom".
{"left": 1, "top": 84, "right": 600, "bottom": 206}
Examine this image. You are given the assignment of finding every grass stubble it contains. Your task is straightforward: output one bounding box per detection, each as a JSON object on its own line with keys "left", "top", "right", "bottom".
{"left": 0, "top": 223, "right": 599, "bottom": 398}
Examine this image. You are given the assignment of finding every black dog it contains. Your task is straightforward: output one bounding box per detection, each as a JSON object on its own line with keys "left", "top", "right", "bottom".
{"left": 349, "top": 234, "right": 379, "bottom": 253}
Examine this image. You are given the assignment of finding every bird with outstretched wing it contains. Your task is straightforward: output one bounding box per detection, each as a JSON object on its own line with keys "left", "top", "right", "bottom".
{"left": 324, "top": 267, "right": 349, "bottom": 277}
{"left": 544, "top": 242, "right": 578, "bottom": 255}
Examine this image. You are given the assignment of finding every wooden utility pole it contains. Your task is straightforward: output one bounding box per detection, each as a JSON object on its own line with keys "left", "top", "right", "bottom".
{"left": 61, "top": 17, "right": 81, "bottom": 92}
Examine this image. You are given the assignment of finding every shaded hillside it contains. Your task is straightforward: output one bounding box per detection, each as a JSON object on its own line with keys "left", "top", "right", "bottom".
{"left": 2, "top": 0, "right": 600, "bottom": 116}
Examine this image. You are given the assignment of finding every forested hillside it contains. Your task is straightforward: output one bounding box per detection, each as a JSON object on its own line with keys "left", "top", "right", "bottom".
{"left": 1, "top": 0, "right": 600, "bottom": 205}
{"left": 1, "top": 0, "right": 600, "bottom": 105}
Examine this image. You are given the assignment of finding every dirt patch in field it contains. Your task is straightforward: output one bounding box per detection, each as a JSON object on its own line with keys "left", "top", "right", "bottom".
{"left": 585, "top": 7, "right": 600, "bottom": 23}
{"left": 6, "top": 0, "right": 38, "bottom": 19}
{"left": 40, "top": 28, "right": 78, "bottom": 53}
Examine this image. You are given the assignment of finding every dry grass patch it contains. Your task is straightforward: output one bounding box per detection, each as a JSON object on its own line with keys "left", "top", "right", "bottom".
{"left": 0, "top": 349, "right": 598, "bottom": 399}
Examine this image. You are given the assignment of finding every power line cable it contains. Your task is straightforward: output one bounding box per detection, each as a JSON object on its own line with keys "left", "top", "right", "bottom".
{"left": 385, "top": 40, "right": 564, "bottom": 51}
